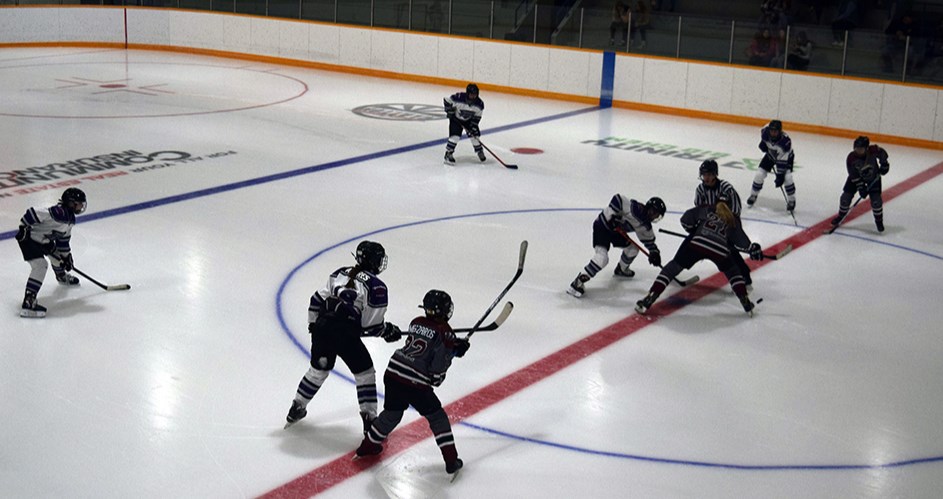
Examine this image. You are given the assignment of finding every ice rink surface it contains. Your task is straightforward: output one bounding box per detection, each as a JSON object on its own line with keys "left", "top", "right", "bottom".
{"left": 2, "top": 48, "right": 943, "bottom": 498}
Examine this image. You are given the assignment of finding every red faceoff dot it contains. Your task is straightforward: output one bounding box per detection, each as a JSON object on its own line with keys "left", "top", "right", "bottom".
{"left": 510, "top": 148, "right": 543, "bottom": 154}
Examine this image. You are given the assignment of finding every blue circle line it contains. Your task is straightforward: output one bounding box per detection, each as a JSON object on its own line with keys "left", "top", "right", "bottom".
{"left": 276, "top": 207, "right": 943, "bottom": 472}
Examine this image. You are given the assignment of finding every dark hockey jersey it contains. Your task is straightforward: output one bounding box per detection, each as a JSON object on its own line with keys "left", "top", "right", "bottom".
{"left": 846, "top": 144, "right": 889, "bottom": 187}
{"left": 386, "top": 316, "right": 459, "bottom": 388}
{"left": 680, "top": 206, "right": 751, "bottom": 260}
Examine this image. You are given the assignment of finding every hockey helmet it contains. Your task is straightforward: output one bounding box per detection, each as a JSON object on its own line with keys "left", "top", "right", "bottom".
{"left": 420, "top": 289, "right": 453, "bottom": 321}
{"left": 768, "top": 120, "right": 783, "bottom": 132}
{"left": 466, "top": 83, "right": 479, "bottom": 97}
{"left": 854, "top": 135, "right": 870, "bottom": 150}
{"left": 355, "top": 241, "right": 388, "bottom": 274}
{"left": 645, "top": 197, "right": 666, "bottom": 223}
{"left": 60, "top": 187, "right": 87, "bottom": 214}
{"left": 699, "top": 159, "right": 719, "bottom": 177}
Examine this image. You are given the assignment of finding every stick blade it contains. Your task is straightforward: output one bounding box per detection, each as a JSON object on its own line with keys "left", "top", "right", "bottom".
{"left": 492, "top": 302, "right": 514, "bottom": 327}
{"left": 106, "top": 284, "right": 131, "bottom": 291}
{"left": 504, "top": 163, "right": 519, "bottom": 170}
{"left": 682, "top": 275, "right": 700, "bottom": 286}
{"left": 518, "top": 240, "right": 528, "bottom": 268}
{"left": 774, "top": 244, "right": 793, "bottom": 260}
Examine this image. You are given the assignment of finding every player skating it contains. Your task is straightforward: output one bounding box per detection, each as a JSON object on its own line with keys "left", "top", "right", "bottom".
{"left": 567, "top": 195, "right": 666, "bottom": 298}
{"left": 284, "top": 241, "right": 402, "bottom": 432}
{"left": 635, "top": 196, "right": 763, "bottom": 316}
{"left": 443, "top": 83, "right": 485, "bottom": 165}
{"left": 746, "top": 119, "right": 797, "bottom": 214}
{"left": 16, "top": 188, "right": 87, "bottom": 318}
{"left": 355, "top": 290, "right": 469, "bottom": 480}
{"left": 829, "top": 136, "right": 890, "bottom": 232}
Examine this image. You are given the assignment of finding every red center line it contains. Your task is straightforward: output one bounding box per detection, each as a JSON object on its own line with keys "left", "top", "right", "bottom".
{"left": 261, "top": 161, "right": 943, "bottom": 499}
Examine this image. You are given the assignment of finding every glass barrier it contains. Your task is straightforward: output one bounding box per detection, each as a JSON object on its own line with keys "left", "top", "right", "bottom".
{"left": 6, "top": 1, "right": 942, "bottom": 86}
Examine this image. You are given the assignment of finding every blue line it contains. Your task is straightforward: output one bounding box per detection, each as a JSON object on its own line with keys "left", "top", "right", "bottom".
{"left": 0, "top": 106, "right": 601, "bottom": 241}
{"left": 276, "top": 208, "right": 943, "bottom": 473}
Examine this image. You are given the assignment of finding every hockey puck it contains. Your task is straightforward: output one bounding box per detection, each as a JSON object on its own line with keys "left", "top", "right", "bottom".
{"left": 756, "top": 298, "right": 764, "bottom": 304}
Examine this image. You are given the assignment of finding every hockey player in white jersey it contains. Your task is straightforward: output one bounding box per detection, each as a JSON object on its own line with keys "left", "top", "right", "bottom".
{"left": 746, "top": 120, "right": 797, "bottom": 213}
{"left": 443, "top": 83, "right": 485, "bottom": 165}
{"left": 284, "top": 241, "right": 403, "bottom": 433}
{"left": 567, "top": 195, "right": 666, "bottom": 298}
{"left": 15, "top": 187, "right": 87, "bottom": 318}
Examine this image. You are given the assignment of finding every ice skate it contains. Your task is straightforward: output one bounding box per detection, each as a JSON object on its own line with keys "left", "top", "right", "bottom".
{"left": 283, "top": 400, "right": 307, "bottom": 429}
{"left": 354, "top": 439, "right": 383, "bottom": 459}
{"left": 566, "top": 274, "right": 588, "bottom": 298}
{"left": 831, "top": 214, "right": 845, "bottom": 226}
{"left": 444, "top": 151, "right": 455, "bottom": 165}
{"left": 446, "top": 458, "right": 463, "bottom": 482}
{"left": 635, "top": 293, "right": 656, "bottom": 314}
{"left": 20, "top": 291, "right": 47, "bottom": 319}
{"left": 613, "top": 265, "right": 635, "bottom": 278}
{"left": 875, "top": 218, "right": 884, "bottom": 232}
{"left": 476, "top": 149, "right": 486, "bottom": 162}
{"left": 739, "top": 294, "right": 755, "bottom": 317}
{"left": 747, "top": 193, "right": 757, "bottom": 207}
{"left": 55, "top": 273, "right": 80, "bottom": 286}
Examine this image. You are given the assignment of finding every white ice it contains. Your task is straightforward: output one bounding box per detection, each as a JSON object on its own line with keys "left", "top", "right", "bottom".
{"left": 2, "top": 48, "right": 942, "bottom": 499}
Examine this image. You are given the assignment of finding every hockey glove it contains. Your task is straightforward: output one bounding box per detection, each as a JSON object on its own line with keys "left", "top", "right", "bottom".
{"left": 15, "top": 225, "right": 30, "bottom": 242}
{"left": 454, "top": 338, "right": 470, "bottom": 358}
{"left": 879, "top": 162, "right": 890, "bottom": 175}
{"left": 748, "top": 243, "right": 763, "bottom": 261}
{"left": 774, "top": 173, "right": 785, "bottom": 188}
{"left": 430, "top": 372, "right": 446, "bottom": 387}
{"left": 324, "top": 291, "right": 361, "bottom": 322}
{"left": 648, "top": 249, "right": 661, "bottom": 267}
{"left": 380, "top": 322, "right": 402, "bottom": 343}
{"left": 467, "top": 123, "right": 480, "bottom": 138}
{"left": 857, "top": 183, "right": 869, "bottom": 198}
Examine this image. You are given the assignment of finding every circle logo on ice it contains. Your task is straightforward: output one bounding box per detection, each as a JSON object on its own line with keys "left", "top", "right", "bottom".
{"left": 352, "top": 103, "right": 447, "bottom": 121}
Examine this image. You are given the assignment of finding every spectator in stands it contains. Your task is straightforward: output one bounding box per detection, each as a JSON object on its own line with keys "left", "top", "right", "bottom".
{"left": 610, "top": 1, "right": 630, "bottom": 46}
{"left": 831, "top": 0, "right": 858, "bottom": 46}
{"left": 631, "top": 0, "right": 652, "bottom": 49}
{"left": 747, "top": 28, "right": 780, "bottom": 67}
{"left": 881, "top": 12, "right": 917, "bottom": 73}
{"left": 787, "top": 30, "right": 813, "bottom": 70}
{"left": 914, "top": 17, "right": 943, "bottom": 77}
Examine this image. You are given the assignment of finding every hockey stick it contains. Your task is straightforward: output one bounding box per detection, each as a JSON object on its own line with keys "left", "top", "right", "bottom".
{"left": 479, "top": 141, "right": 519, "bottom": 170}
{"left": 617, "top": 228, "right": 699, "bottom": 286}
{"left": 657, "top": 228, "right": 791, "bottom": 260}
{"left": 463, "top": 240, "right": 527, "bottom": 338}
{"left": 824, "top": 177, "right": 879, "bottom": 234}
{"left": 73, "top": 267, "right": 131, "bottom": 291}
{"left": 780, "top": 186, "right": 798, "bottom": 226}
{"left": 459, "top": 123, "right": 519, "bottom": 170}
{"left": 453, "top": 302, "right": 514, "bottom": 334}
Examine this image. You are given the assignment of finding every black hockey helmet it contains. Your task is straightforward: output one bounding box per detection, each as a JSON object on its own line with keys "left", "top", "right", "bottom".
{"left": 355, "top": 240, "right": 388, "bottom": 274}
{"left": 645, "top": 196, "right": 666, "bottom": 223}
{"left": 60, "top": 187, "right": 87, "bottom": 214}
{"left": 699, "top": 159, "right": 719, "bottom": 177}
{"left": 420, "top": 289, "right": 453, "bottom": 321}
{"left": 466, "top": 83, "right": 479, "bottom": 96}
{"left": 854, "top": 135, "right": 870, "bottom": 150}
{"left": 768, "top": 119, "right": 783, "bottom": 132}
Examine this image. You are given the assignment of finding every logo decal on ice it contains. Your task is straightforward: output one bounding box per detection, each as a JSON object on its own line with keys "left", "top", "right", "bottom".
{"left": 352, "top": 103, "right": 447, "bottom": 121}
{"left": 581, "top": 136, "right": 803, "bottom": 171}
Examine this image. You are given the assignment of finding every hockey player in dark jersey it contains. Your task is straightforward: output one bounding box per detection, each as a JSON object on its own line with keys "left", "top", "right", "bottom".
{"left": 830, "top": 136, "right": 890, "bottom": 232}
{"left": 746, "top": 120, "right": 797, "bottom": 213}
{"left": 16, "top": 187, "right": 87, "bottom": 318}
{"left": 355, "top": 290, "right": 469, "bottom": 478}
{"left": 443, "top": 83, "right": 485, "bottom": 165}
{"left": 694, "top": 159, "right": 753, "bottom": 290}
{"left": 635, "top": 196, "right": 763, "bottom": 316}
{"left": 567, "top": 195, "right": 666, "bottom": 298}
{"left": 284, "top": 241, "right": 403, "bottom": 432}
